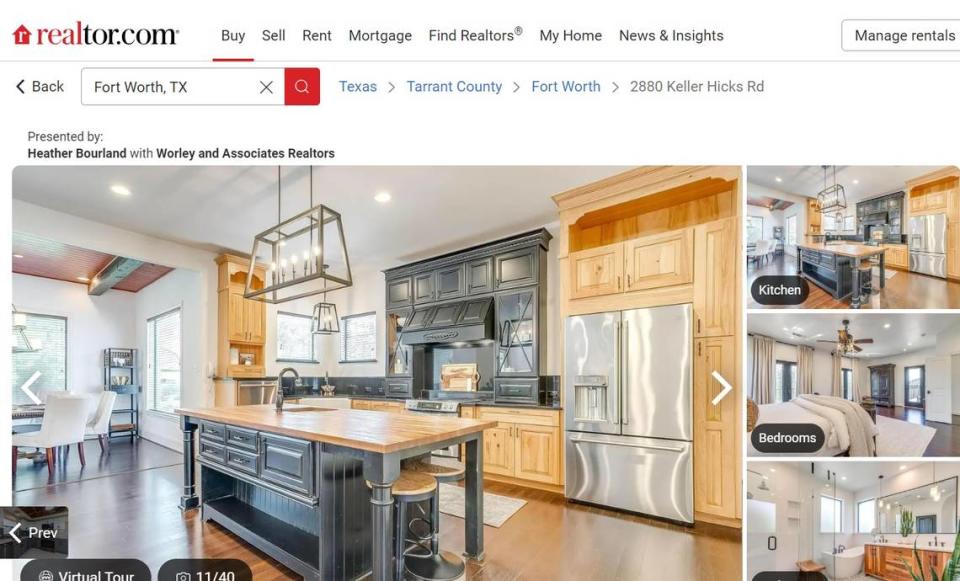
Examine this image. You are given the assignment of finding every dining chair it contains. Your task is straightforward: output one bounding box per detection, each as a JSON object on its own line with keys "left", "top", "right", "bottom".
{"left": 12, "top": 394, "right": 92, "bottom": 478}
{"left": 86, "top": 391, "right": 117, "bottom": 454}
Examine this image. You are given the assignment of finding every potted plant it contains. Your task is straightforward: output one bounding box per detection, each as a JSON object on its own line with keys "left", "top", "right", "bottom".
{"left": 900, "top": 508, "right": 915, "bottom": 537}
{"left": 902, "top": 518, "right": 960, "bottom": 581}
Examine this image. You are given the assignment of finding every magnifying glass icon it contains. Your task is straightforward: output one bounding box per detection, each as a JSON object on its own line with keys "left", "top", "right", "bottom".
{"left": 294, "top": 79, "right": 310, "bottom": 94}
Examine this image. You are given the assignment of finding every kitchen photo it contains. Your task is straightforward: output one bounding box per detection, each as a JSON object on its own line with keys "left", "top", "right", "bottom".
{"left": 747, "top": 460, "right": 960, "bottom": 581}
{"left": 9, "top": 165, "right": 742, "bottom": 580}
{"left": 748, "top": 311, "right": 960, "bottom": 458}
{"left": 746, "top": 165, "right": 960, "bottom": 309}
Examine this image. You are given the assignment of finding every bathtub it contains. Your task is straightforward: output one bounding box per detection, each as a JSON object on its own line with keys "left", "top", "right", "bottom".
{"left": 822, "top": 546, "right": 864, "bottom": 580}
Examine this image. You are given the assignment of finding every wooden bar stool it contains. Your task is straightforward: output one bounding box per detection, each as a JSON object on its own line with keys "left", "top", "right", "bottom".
{"left": 859, "top": 259, "right": 874, "bottom": 296}
{"left": 369, "top": 470, "right": 438, "bottom": 580}
{"left": 403, "top": 458, "right": 467, "bottom": 581}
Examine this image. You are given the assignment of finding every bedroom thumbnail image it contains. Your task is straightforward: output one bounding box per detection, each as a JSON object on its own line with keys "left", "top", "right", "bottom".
{"left": 747, "top": 311, "right": 960, "bottom": 457}
{"left": 747, "top": 460, "right": 959, "bottom": 581}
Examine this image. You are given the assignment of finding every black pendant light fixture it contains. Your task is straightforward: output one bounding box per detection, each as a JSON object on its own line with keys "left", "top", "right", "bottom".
{"left": 311, "top": 293, "right": 339, "bottom": 335}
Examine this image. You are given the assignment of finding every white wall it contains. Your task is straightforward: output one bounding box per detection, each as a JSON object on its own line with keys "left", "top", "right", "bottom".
{"left": 135, "top": 268, "right": 205, "bottom": 450}
{"left": 12, "top": 200, "right": 218, "bottom": 451}
{"left": 265, "top": 224, "right": 564, "bottom": 379}
{"left": 12, "top": 273, "right": 136, "bottom": 406}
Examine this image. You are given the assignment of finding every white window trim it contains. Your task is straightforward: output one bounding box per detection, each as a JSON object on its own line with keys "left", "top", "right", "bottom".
{"left": 276, "top": 311, "right": 318, "bottom": 363}
{"left": 339, "top": 311, "right": 378, "bottom": 364}
{"left": 145, "top": 305, "right": 183, "bottom": 418}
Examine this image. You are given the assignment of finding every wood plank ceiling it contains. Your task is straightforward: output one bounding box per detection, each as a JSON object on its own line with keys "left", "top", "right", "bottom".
{"left": 12, "top": 232, "right": 173, "bottom": 292}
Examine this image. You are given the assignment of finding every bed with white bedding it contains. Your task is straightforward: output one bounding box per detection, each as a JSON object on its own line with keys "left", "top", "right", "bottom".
{"left": 748, "top": 394, "right": 878, "bottom": 457}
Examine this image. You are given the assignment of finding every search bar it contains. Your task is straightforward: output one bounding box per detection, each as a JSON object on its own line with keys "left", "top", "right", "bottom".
{"left": 81, "top": 67, "right": 320, "bottom": 105}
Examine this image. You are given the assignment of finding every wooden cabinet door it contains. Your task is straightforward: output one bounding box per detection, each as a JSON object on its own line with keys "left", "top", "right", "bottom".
{"left": 514, "top": 424, "right": 561, "bottom": 484}
{"left": 482, "top": 424, "right": 515, "bottom": 476}
{"left": 949, "top": 225, "right": 960, "bottom": 278}
{"left": 911, "top": 194, "right": 927, "bottom": 214}
{"left": 624, "top": 228, "right": 694, "bottom": 291}
{"left": 864, "top": 546, "right": 875, "bottom": 575}
{"left": 436, "top": 263, "right": 466, "bottom": 301}
{"left": 386, "top": 277, "right": 413, "bottom": 309}
{"left": 569, "top": 243, "right": 623, "bottom": 299}
{"left": 927, "top": 190, "right": 947, "bottom": 211}
{"left": 245, "top": 299, "right": 265, "bottom": 344}
{"left": 694, "top": 218, "right": 737, "bottom": 337}
{"left": 693, "top": 336, "right": 739, "bottom": 521}
{"left": 227, "top": 290, "right": 247, "bottom": 341}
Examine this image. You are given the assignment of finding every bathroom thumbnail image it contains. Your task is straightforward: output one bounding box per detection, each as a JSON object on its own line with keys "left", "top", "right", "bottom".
{"left": 747, "top": 460, "right": 958, "bottom": 580}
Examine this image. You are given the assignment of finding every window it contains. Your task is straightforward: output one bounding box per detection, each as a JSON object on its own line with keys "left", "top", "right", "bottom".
{"left": 917, "top": 515, "right": 937, "bottom": 534}
{"left": 844, "top": 215, "right": 856, "bottom": 232}
{"left": 857, "top": 499, "right": 876, "bottom": 533}
{"left": 746, "top": 216, "right": 764, "bottom": 244}
{"left": 842, "top": 368, "right": 853, "bottom": 400}
{"left": 775, "top": 360, "right": 797, "bottom": 403}
{"left": 823, "top": 214, "right": 836, "bottom": 232}
{"left": 821, "top": 495, "right": 843, "bottom": 533}
{"left": 905, "top": 365, "right": 925, "bottom": 409}
{"left": 276, "top": 312, "right": 316, "bottom": 362}
{"left": 11, "top": 312, "right": 67, "bottom": 405}
{"left": 340, "top": 312, "right": 377, "bottom": 363}
{"left": 786, "top": 215, "right": 798, "bottom": 246}
{"left": 146, "top": 307, "right": 182, "bottom": 415}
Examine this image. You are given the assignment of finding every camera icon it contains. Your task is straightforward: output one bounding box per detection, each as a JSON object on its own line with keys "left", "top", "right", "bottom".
{"left": 175, "top": 573, "right": 191, "bottom": 581}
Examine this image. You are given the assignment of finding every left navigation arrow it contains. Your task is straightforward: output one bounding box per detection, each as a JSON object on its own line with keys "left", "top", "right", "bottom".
{"left": 16, "top": 79, "right": 25, "bottom": 94}
{"left": 9, "top": 522, "right": 22, "bottom": 543}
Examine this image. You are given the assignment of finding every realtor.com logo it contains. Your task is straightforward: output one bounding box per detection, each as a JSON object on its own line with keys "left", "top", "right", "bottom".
{"left": 13, "top": 22, "right": 178, "bottom": 46}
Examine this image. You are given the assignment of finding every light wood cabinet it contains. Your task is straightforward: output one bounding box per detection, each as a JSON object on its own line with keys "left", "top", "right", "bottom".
{"left": 865, "top": 544, "right": 879, "bottom": 576}
{"left": 475, "top": 407, "right": 562, "bottom": 486}
{"left": 693, "top": 218, "right": 737, "bottom": 337}
{"left": 569, "top": 243, "right": 623, "bottom": 299}
{"left": 861, "top": 544, "right": 950, "bottom": 581}
{"left": 351, "top": 399, "right": 404, "bottom": 414}
{"left": 624, "top": 229, "right": 693, "bottom": 291}
{"left": 883, "top": 244, "right": 909, "bottom": 270}
{"left": 950, "top": 224, "right": 960, "bottom": 279}
{"left": 216, "top": 254, "right": 268, "bottom": 379}
{"left": 693, "top": 336, "right": 739, "bottom": 523}
{"left": 806, "top": 198, "right": 822, "bottom": 233}
{"left": 227, "top": 291, "right": 247, "bottom": 342}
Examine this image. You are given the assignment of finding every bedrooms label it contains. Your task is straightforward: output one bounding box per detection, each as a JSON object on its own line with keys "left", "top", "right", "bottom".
{"left": 751, "top": 275, "right": 809, "bottom": 306}
{"left": 751, "top": 423, "right": 825, "bottom": 454}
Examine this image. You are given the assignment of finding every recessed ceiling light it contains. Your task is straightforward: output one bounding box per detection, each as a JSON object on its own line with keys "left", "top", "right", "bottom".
{"left": 775, "top": 177, "right": 782, "bottom": 183}
{"left": 110, "top": 184, "right": 131, "bottom": 196}
{"left": 12, "top": 254, "right": 23, "bottom": 259}
{"left": 77, "top": 276, "right": 90, "bottom": 282}
{"left": 769, "top": 468, "right": 776, "bottom": 472}
{"left": 853, "top": 179, "right": 860, "bottom": 185}
{"left": 884, "top": 323, "right": 891, "bottom": 329}
{"left": 374, "top": 191, "right": 392, "bottom": 203}
{"left": 900, "top": 465, "right": 906, "bottom": 470}
{"left": 907, "top": 342, "right": 912, "bottom": 346}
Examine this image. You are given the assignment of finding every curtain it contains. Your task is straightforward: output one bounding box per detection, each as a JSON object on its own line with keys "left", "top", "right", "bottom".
{"left": 831, "top": 351, "right": 843, "bottom": 398}
{"left": 797, "top": 345, "right": 815, "bottom": 396}
{"left": 851, "top": 359, "right": 865, "bottom": 402}
{"left": 750, "top": 335, "right": 776, "bottom": 404}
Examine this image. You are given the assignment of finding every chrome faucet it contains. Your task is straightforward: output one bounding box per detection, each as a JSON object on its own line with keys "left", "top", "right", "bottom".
{"left": 838, "top": 545, "right": 845, "bottom": 553}
{"left": 277, "top": 367, "right": 301, "bottom": 412}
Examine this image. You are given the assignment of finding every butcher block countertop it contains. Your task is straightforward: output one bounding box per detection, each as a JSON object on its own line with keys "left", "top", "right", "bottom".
{"left": 797, "top": 242, "right": 886, "bottom": 258}
{"left": 176, "top": 404, "right": 497, "bottom": 454}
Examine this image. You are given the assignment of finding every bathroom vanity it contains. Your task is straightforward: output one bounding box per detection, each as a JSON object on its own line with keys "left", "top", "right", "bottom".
{"left": 864, "top": 543, "right": 952, "bottom": 580}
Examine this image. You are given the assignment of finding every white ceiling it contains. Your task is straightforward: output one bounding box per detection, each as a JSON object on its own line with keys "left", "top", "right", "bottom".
{"left": 814, "top": 461, "right": 927, "bottom": 492}
{"left": 748, "top": 312, "right": 958, "bottom": 358}
{"left": 748, "top": 166, "right": 938, "bottom": 203}
{"left": 12, "top": 166, "right": 630, "bottom": 266}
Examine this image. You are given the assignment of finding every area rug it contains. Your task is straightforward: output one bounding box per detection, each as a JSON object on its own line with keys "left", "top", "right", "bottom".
{"left": 876, "top": 416, "right": 936, "bottom": 456}
{"left": 872, "top": 267, "right": 897, "bottom": 280}
{"left": 439, "top": 483, "right": 526, "bottom": 527}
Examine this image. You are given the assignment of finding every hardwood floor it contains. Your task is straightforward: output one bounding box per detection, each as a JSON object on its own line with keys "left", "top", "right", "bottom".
{"left": 877, "top": 405, "right": 960, "bottom": 457}
{"left": 13, "top": 437, "right": 182, "bottom": 492}
{"left": 12, "top": 440, "right": 742, "bottom": 580}
{"left": 747, "top": 254, "right": 960, "bottom": 309}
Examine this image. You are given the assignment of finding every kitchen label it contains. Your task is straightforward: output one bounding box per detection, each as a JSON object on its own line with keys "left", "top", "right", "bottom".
{"left": 751, "top": 275, "right": 809, "bottom": 306}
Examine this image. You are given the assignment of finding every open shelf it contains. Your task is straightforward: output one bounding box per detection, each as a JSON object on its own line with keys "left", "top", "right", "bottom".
{"left": 204, "top": 496, "right": 320, "bottom": 577}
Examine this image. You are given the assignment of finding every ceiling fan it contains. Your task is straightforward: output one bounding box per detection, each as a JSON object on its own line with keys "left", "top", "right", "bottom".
{"left": 816, "top": 319, "right": 874, "bottom": 354}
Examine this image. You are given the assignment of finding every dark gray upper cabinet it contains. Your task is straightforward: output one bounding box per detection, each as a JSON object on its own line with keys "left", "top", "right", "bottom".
{"left": 386, "top": 277, "right": 413, "bottom": 309}
{"left": 459, "top": 298, "right": 492, "bottom": 325}
{"left": 413, "top": 272, "right": 436, "bottom": 304}
{"left": 430, "top": 302, "right": 464, "bottom": 327}
{"left": 494, "top": 248, "right": 538, "bottom": 290}
{"left": 466, "top": 258, "right": 494, "bottom": 295}
{"left": 436, "top": 263, "right": 465, "bottom": 300}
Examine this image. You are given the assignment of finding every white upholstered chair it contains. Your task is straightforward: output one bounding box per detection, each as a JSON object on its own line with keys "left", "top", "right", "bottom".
{"left": 12, "top": 394, "right": 92, "bottom": 478}
{"left": 86, "top": 391, "right": 117, "bottom": 454}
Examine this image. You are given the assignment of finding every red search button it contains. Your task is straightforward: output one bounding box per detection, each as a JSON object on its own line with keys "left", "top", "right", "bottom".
{"left": 284, "top": 68, "right": 320, "bottom": 105}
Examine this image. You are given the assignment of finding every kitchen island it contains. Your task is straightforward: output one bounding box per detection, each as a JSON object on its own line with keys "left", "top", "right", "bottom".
{"left": 176, "top": 404, "right": 496, "bottom": 581}
{"left": 797, "top": 242, "right": 886, "bottom": 308}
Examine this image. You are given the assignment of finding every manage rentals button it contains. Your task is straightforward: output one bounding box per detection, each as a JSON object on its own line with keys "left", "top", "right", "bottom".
{"left": 842, "top": 20, "right": 960, "bottom": 51}
{"left": 751, "top": 423, "right": 825, "bottom": 454}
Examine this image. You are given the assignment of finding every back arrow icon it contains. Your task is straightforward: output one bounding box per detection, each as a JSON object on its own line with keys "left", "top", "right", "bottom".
{"left": 17, "top": 80, "right": 25, "bottom": 94}
{"left": 9, "top": 522, "right": 22, "bottom": 543}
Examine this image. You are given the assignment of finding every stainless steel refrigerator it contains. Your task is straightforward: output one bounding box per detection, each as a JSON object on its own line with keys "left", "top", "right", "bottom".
{"left": 909, "top": 213, "right": 947, "bottom": 278}
{"left": 564, "top": 303, "right": 693, "bottom": 523}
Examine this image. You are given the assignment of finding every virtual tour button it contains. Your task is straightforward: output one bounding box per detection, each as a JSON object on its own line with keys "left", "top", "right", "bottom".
{"left": 21, "top": 559, "right": 150, "bottom": 580}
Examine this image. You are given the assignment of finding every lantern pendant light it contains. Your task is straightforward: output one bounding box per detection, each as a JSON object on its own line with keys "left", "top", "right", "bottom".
{"left": 311, "top": 292, "right": 339, "bottom": 335}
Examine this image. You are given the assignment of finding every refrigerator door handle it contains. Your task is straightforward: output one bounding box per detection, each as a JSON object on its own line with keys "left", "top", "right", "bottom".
{"left": 613, "top": 321, "right": 622, "bottom": 425}
{"left": 622, "top": 320, "right": 629, "bottom": 425}
{"left": 570, "top": 437, "right": 685, "bottom": 454}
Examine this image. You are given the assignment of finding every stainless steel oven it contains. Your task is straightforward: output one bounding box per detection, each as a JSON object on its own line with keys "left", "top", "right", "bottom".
{"left": 404, "top": 399, "right": 466, "bottom": 458}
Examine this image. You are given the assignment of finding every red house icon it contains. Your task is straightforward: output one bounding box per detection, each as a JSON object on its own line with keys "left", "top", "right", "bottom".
{"left": 13, "top": 25, "right": 31, "bottom": 45}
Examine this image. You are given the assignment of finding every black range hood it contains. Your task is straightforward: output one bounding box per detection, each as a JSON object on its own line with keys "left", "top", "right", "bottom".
{"left": 402, "top": 297, "right": 494, "bottom": 345}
